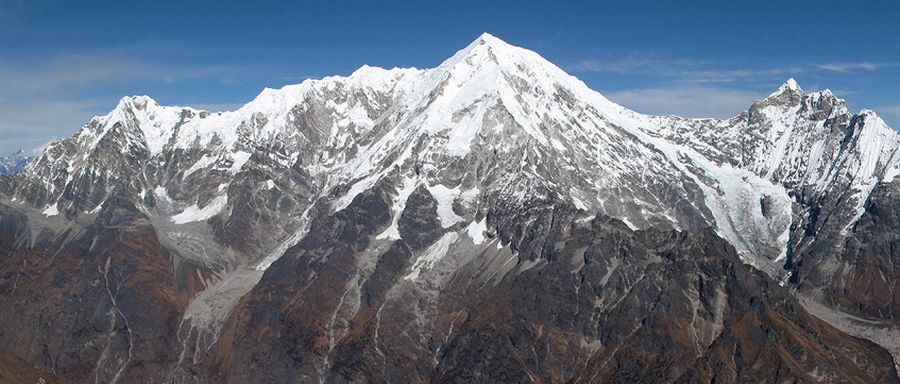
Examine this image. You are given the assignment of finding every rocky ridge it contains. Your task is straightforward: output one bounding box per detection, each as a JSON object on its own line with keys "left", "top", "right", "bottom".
{"left": 1, "top": 33, "right": 900, "bottom": 382}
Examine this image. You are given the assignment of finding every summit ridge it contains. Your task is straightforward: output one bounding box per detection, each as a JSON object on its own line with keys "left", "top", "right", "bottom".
{"left": 2, "top": 33, "right": 900, "bottom": 382}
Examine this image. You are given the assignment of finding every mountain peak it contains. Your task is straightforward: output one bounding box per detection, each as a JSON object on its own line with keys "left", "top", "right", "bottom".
{"left": 445, "top": 32, "right": 522, "bottom": 66}
{"left": 442, "top": 32, "right": 567, "bottom": 75}
{"left": 116, "top": 95, "right": 159, "bottom": 111}
{"left": 473, "top": 32, "right": 507, "bottom": 47}
{"left": 768, "top": 78, "right": 804, "bottom": 98}
{"left": 432, "top": 32, "right": 606, "bottom": 101}
{"left": 783, "top": 77, "right": 801, "bottom": 90}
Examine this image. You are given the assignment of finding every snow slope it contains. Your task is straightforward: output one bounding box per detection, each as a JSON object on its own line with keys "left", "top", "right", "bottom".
{"left": 6, "top": 33, "right": 900, "bottom": 282}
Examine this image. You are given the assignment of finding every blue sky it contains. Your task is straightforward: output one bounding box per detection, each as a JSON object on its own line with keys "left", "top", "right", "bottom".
{"left": 1, "top": 0, "right": 898, "bottom": 154}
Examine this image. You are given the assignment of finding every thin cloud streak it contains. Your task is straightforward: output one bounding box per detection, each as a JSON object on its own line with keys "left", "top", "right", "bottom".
{"left": 0, "top": 44, "right": 338, "bottom": 154}
{"left": 605, "top": 87, "right": 767, "bottom": 119}
{"left": 0, "top": 97, "right": 111, "bottom": 149}
{"left": 569, "top": 55, "right": 706, "bottom": 75}
{"left": 0, "top": 54, "right": 254, "bottom": 95}
{"left": 570, "top": 54, "right": 894, "bottom": 84}
{"left": 569, "top": 55, "right": 801, "bottom": 84}
{"left": 817, "top": 62, "right": 891, "bottom": 73}
{"left": 0, "top": 50, "right": 265, "bottom": 154}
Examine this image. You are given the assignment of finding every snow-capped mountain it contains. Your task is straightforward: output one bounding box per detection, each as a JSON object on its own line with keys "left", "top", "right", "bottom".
{"left": 1, "top": 33, "right": 900, "bottom": 383}
{"left": 11, "top": 34, "right": 898, "bottom": 277}
{"left": 0, "top": 149, "right": 34, "bottom": 175}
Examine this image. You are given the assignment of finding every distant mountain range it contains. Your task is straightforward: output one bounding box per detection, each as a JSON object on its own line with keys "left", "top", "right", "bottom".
{"left": 1, "top": 33, "right": 899, "bottom": 383}
{"left": 0, "top": 149, "right": 34, "bottom": 175}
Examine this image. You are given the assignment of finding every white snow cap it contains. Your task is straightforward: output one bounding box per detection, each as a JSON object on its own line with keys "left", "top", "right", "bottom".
{"left": 768, "top": 78, "right": 803, "bottom": 97}
{"left": 782, "top": 77, "right": 801, "bottom": 91}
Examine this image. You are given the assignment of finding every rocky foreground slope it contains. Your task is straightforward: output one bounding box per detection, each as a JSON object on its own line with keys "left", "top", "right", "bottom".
{"left": 1, "top": 33, "right": 900, "bottom": 383}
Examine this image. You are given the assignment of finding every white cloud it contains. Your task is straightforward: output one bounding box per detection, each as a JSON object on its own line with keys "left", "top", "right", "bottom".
{"left": 817, "top": 62, "right": 889, "bottom": 73}
{"left": 0, "top": 50, "right": 261, "bottom": 154}
{"left": 605, "top": 87, "right": 767, "bottom": 119}
{"left": 0, "top": 53, "right": 245, "bottom": 94}
{"left": 676, "top": 68, "right": 801, "bottom": 84}
{"left": 0, "top": 97, "right": 108, "bottom": 154}
{"left": 570, "top": 54, "right": 895, "bottom": 85}
{"left": 568, "top": 54, "right": 800, "bottom": 84}
{"left": 569, "top": 54, "right": 705, "bottom": 75}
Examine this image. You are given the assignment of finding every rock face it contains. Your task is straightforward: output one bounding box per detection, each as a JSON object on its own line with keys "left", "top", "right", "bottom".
{"left": 1, "top": 33, "right": 900, "bottom": 382}
{"left": 212, "top": 198, "right": 897, "bottom": 383}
